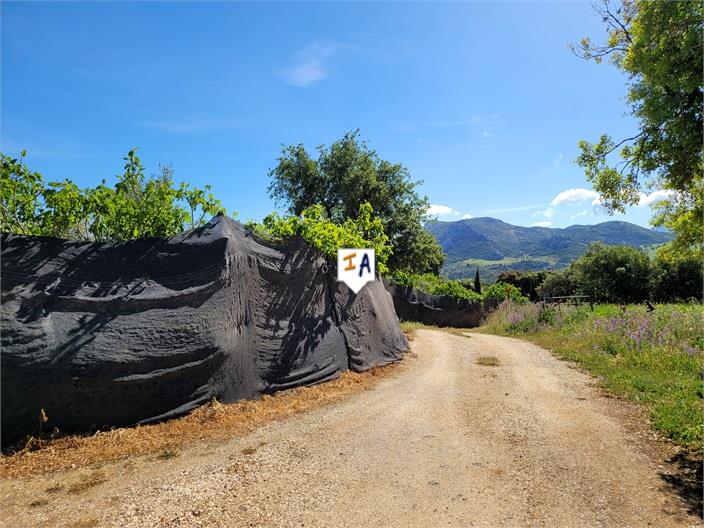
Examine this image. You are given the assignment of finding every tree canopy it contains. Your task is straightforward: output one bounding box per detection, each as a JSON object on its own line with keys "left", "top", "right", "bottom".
{"left": 536, "top": 242, "right": 702, "bottom": 303}
{"left": 574, "top": 0, "right": 703, "bottom": 261}
{"left": 1, "top": 149, "right": 226, "bottom": 241}
{"left": 267, "top": 130, "right": 445, "bottom": 274}
{"left": 246, "top": 202, "right": 393, "bottom": 274}
{"left": 571, "top": 242, "right": 651, "bottom": 303}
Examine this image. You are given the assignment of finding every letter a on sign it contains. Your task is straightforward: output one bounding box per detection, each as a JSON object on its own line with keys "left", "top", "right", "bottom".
{"left": 337, "top": 248, "right": 376, "bottom": 294}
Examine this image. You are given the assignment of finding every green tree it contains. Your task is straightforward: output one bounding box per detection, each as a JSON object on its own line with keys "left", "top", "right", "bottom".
{"left": 0, "top": 150, "right": 45, "bottom": 235}
{"left": 571, "top": 242, "right": 651, "bottom": 303}
{"left": 474, "top": 268, "right": 482, "bottom": 294}
{"left": 0, "top": 149, "right": 227, "bottom": 241}
{"left": 497, "top": 270, "right": 549, "bottom": 301}
{"left": 246, "top": 202, "right": 393, "bottom": 274}
{"left": 650, "top": 255, "right": 703, "bottom": 302}
{"left": 483, "top": 282, "right": 528, "bottom": 304}
{"left": 267, "top": 130, "right": 445, "bottom": 274}
{"left": 40, "top": 178, "right": 91, "bottom": 239}
{"left": 574, "top": 0, "right": 703, "bottom": 261}
{"left": 536, "top": 269, "right": 578, "bottom": 300}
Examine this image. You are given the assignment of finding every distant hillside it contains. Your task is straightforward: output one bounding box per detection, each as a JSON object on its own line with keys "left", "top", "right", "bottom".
{"left": 426, "top": 217, "right": 673, "bottom": 283}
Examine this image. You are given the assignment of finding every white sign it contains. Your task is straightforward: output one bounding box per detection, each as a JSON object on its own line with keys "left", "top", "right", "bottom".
{"left": 337, "top": 248, "right": 376, "bottom": 294}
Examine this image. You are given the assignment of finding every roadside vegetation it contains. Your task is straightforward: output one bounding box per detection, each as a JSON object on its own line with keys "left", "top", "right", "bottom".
{"left": 481, "top": 301, "right": 704, "bottom": 449}
{"left": 528, "top": 243, "right": 702, "bottom": 303}
{"left": 1, "top": 149, "right": 225, "bottom": 240}
{"left": 245, "top": 202, "right": 393, "bottom": 273}
{"left": 574, "top": 0, "right": 702, "bottom": 263}
{"left": 267, "top": 130, "right": 445, "bottom": 275}
{"left": 390, "top": 270, "right": 527, "bottom": 304}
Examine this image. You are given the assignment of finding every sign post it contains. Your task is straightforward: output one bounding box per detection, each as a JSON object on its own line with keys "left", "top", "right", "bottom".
{"left": 337, "top": 248, "right": 376, "bottom": 294}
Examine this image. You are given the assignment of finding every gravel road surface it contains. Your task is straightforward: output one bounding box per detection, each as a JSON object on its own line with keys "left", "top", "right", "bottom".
{"left": 1, "top": 329, "right": 700, "bottom": 527}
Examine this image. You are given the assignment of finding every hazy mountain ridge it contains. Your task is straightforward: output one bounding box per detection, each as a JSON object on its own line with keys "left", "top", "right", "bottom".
{"left": 425, "top": 217, "right": 673, "bottom": 282}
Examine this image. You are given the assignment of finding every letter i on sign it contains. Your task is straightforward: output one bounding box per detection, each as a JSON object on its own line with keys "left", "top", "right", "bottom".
{"left": 337, "top": 248, "right": 376, "bottom": 293}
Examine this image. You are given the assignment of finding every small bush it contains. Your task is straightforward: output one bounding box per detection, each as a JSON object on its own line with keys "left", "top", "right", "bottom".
{"left": 246, "top": 202, "right": 392, "bottom": 274}
{"left": 389, "top": 271, "right": 482, "bottom": 302}
{"left": 483, "top": 282, "right": 529, "bottom": 304}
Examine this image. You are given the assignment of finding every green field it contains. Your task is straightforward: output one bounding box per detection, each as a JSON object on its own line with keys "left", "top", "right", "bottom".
{"left": 480, "top": 302, "right": 704, "bottom": 449}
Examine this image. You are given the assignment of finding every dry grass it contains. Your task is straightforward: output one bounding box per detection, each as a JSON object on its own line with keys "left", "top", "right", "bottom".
{"left": 477, "top": 356, "right": 500, "bottom": 367}
{"left": 0, "top": 363, "right": 402, "bottom": 479}
{"left": 67, "top": 471, "right": 107, "bottom": 494}
{"left": 155, "top": 448, "right": 179, "bottom": 460}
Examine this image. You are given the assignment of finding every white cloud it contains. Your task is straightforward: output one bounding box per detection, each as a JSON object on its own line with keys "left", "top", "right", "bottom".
{"left": 279, "top": 42, "right": 342, "bottom": 87}
{"left": 550, "top": 188, "right": 600, "bottom": 206}
{"left": 591, "top": 198, "right": 609, "bottom": 214}
{"left": 427, "top": 204, "right": 460, "bottom": 217}
{"left": 570, "top": 210, "right": 590, "bottom": 219}
{"left": 531, "top": 221, "right": 552, "bottom": 227}
{"left": 638, "top": 189, "right": 675, "bottom": 206}
{"left": 461, "top": 213, "right": 473, "bottom": 219}
{"left": 482, "top": 131, "right": 490, "bottom": 137}
{"left": 553, "top": 153, "right": 563, "bottom": 166}
{"left": 533, "top": 206, "right": 556, "bottom": 218}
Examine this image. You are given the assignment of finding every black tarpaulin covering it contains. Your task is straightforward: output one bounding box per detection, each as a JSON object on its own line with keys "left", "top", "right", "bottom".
{"left": 385, "top": 281, "right": 485, "bottom": 328}
{"left": 1, "top": 215, "right": 407, "bottom": 444}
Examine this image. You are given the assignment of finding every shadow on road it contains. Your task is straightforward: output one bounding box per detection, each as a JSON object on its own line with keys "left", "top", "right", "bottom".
{"left": 659, "top": 450, "right": 703, "bottom": 518}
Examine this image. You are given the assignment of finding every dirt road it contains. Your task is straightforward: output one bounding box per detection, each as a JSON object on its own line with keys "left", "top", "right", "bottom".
{"left": 1, "top": 330, "right": 700, "bottom": 527}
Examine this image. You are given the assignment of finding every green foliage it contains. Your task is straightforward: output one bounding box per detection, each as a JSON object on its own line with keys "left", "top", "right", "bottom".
{"left": 390, "top": 272, "right": 527, "bottom": 304}
{"left": 474, "top": 268, "right": 481, "bottom": 294}
{"left": 267, "top": 130, "right": 445, "bottom": 274}
{"left": 0, "top": 149, "right": 227, "bottom": 241}
{"left": 537, "top": 243, "right": 701, "bottom": 303}
{"left": 650, "top": 256, "right": 703, "bottom": 302}
{"left": 0, "top": 150, "right": 45, "bottom": 236}
{"left": 482, "top": 282, "right": 528, "bottom": 304}
{"left": 536, "top": 269, "right": 579, "bottom": 299}
{"left": 483, "top": 302, "right": 704, "bottom": 448}
{"left": 246, "top": 202, "right": 392, "bottom": 274}
{"left": 574, "top": 0, "right": 703, "bottom": 260}
{"left": 570, "top": 242, "right": 651, "bottom": 303}
{"left": 389, "top": 270, "right": 482, "bottom": 302}
{"left": 496, "top": 270, "right": 548, "bottom": 301}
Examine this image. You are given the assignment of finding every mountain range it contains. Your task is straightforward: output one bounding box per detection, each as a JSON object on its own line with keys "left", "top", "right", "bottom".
{"left": 425, "top": 217, "right": 673, "bottom": 283}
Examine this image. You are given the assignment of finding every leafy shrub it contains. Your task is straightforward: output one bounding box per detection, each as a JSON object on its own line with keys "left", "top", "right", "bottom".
{"left": 650, "top": 256, "right": 703, "bottom": 302}
{"left": 483, "top": 282, "right": 528, "bottom": 304}
{"left": 389, "top": 270, "right": 482, "bottom": 302}
{"left": 571, "top": 242, "right": 651, "bottom": 303}
{"left": 246, "top": 202, "right": 392, "bottom": 274}
{"left": 532, "top": 243, "right": 701, "bottom": 303}
{"left": 1, "top": 149, "right": 226, "bottom": 241}
{"left": 536, "top": 269, "right": 578, "bottom": 299}
{"left": 496, "top": 270, "right": 548, "bottom": 301}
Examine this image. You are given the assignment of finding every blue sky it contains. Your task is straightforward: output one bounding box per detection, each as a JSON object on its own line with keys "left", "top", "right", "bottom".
{"left": 2, "top": 1, "right": 666, "bottom": 229}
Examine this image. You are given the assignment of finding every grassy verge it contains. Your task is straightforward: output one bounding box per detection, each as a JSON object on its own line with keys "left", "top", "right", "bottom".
{"left": 480, "top": 302, "right": 704, "bottom": 449}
